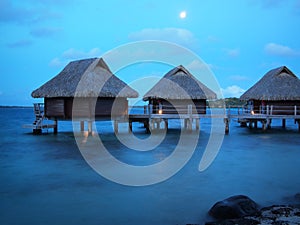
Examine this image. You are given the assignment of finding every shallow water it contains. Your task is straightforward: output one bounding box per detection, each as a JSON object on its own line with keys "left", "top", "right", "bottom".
{"left": 0, "top": 107, "right": 300, "bottom": 225}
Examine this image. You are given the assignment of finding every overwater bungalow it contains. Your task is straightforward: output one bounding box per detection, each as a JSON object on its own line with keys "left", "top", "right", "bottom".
{"left": 31, "top": 58, "right": 138, "bottom": 133}
{"left": 143, "top": 65, "right": 217, "bottom": 114}
{"left": 135, "top": 65, "right": 217, "bottom": 131}
{"left": 240, "top": 66, "right": 300, "bottom": 115}
{"left": 237, "top": 66, "right": 300, "bottom": 130}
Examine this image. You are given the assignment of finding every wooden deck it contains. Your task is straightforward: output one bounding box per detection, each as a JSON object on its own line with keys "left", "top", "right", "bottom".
{"left": 23, "top": 103, "right": 300, "bottom": 134}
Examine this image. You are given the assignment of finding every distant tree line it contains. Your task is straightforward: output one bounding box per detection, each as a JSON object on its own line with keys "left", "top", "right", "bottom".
{"left": 208, "top": 97, "right": 246, "bottom": 108}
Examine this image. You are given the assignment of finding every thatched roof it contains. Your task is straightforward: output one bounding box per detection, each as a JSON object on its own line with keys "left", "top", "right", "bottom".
{"left": 31, "top": 58, "right": 138, "bottom": 98}
{"left": 143, "top": 65, "right": 217, "bottom": 100}
{"left": 240, "top": 66, "right": 300, "bottom": 101}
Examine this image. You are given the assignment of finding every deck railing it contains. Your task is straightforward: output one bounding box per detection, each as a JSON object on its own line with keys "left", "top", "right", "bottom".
{"left": 234, "top": 105, "right": 299, "bottom": 116}
{"left": 129, "top": 104, "right": 208, "bottom": 115}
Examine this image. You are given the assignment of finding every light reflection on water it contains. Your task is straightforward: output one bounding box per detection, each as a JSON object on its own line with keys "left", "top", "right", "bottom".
{"left": 0, "top": 107, "right": 300, "bottom": 225}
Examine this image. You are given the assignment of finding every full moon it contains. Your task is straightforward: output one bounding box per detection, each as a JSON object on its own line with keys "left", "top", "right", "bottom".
{"left": 179, "top": 11, "right": 187, "bottom": 19}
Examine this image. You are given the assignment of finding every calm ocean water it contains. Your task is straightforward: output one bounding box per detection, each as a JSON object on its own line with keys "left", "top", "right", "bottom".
{"left": 1, "top": 107, "right": 300, "bottom": 225}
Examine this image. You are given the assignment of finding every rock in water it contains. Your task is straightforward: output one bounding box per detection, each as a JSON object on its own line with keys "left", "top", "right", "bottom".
{"left": 209, "top": 195, "right": 259, "bottom": 219}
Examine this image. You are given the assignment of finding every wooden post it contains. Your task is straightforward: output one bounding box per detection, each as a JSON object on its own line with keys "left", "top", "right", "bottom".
{"left": 187, "top": 119, "right": 192, "bottom": 131}
{"left": 164, "top": 119, "right": 168, "bottom": 130}
{"left": 270, "top": 105, "right": 273, "bottom": 115}
{"left": 114, "top": 120, "right": 119, "bottom": 134}
{"left": 267, "top": 119, "right": 272, "bottom": 129}
{"left": 196, "top": 118, "right": 200, "bottom": 131}
{"left": 88, "top": 121, "right": 92, "bottom": 134}
{"left": 262, "top": 121, "right": 267, "bottom": 131}
{"left": 254, "top": 121, "right": 258, "bottom": 128}
{"left": 224, "top": 118, "right": 229, "bottom": 135}
{"left": 156, "top": 120, "right": 160, "bottom": 129}
{"left": 189, "top": 105, "right": 193, "bottom": 131}
{"left": 266, "top": 105, "right": 269, "bottom": 115}
{"left": 295, "top": 106, "right": 297, "bottom": 116}
{"left": 282, "top": 119, "right": 286, "bottom": 128}
{"left": 80, "top": 121, "right": 84, "bottom": 132}
{"left": 149, "top": 104, "right": 153, "bottom": 114}
{"left": 54, "top": 119, "right": 58, "bottom": 134}
{"left": 128, "top": 120, "right": 132, "bottom": 132}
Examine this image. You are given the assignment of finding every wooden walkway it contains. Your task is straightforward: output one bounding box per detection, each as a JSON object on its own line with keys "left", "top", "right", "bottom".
{"left": 23, "top": 104, "right": 300, "bottom": 134}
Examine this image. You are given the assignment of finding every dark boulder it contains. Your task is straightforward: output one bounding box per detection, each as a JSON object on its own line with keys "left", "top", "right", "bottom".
{"left": 209, "top": 195, "right": 259, "bottom": 220}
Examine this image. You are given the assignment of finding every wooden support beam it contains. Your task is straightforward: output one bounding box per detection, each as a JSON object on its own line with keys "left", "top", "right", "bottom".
{"left": 282, "top": 119, "right": 286, "bottom": 128}
{"left": 184, "top": 119, "right": 188, "bottom": 129}
{"left": 128, "top": 120, "right": 132, "bottom": 133}
{"left": 267, "top": 119, "right": 272, "bottom": 129}
{"left": 80, "top": 121, "right": 84, "bottom": 132}
{"left": 54, "top": 120, "right": 58, "bottom": 134}
{"left": 224, "top": 118, "right": 229, "bottom": 135}
{"left": 196, "top": 118, "right": 200, "bottom": 131}
{"left": 114, "top": 120, "right": 119, "bottom": 134}
{"left": 156, "top": 120, "right": 160, "bottom": 129}
{"left": 164, "top": 119, "right": 168, "bottom": 130}
{"left": 262, "top": 121, "right": 267, "bottom": 131}
{"left": 88, "top": 121, "right": 92, "bottom": 134}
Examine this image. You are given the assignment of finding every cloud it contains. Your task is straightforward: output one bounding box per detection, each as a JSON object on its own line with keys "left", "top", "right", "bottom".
{"left": 0, "top": 0, "right": 61, "bottom": 24}
{"left": 30, "top": 27, "right": 63, "bottom": 38}
{"left": 221, "top": 85, "right": 245, "bottom": 98}
{"left": 186, "top": 59, "right": 214, "bottom": 71}
{"left": 264, "top": 43, "right": 299, "bottom": 57}
{"left": 224, "top": 48, "right": 240, "bottom": 57}
{"left": 7, "top": 39, "right": 33, "bottom": 48}
{"left": 128, "top": 28, "right": 198, "bottom": 49}
{"left": 49, "top": 48, "right": 101, "bottom": 67}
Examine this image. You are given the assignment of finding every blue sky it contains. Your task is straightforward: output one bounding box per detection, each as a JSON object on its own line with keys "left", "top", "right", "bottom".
{"left": 1, "top": 0, "right": 300, "bottom": 105}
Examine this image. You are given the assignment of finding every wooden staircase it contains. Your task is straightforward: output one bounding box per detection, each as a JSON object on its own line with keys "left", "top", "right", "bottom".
{"left": 23, "top": 103, "right": 57, "bottom": 134}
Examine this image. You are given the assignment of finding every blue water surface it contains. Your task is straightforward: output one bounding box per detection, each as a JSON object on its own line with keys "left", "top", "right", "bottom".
{"left": 0, "top": 107, "right": 300, "bottom": 225}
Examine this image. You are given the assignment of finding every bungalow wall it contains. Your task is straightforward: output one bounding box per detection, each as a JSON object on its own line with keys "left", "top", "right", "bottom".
{"left": 45, "top": 97, "right": 128, "bottom": 119}
{"left": 251, "top": 100, "right": 300, "bottom": 115}
{"left": 149, "top": 98, "right": 207, "bottom": 114}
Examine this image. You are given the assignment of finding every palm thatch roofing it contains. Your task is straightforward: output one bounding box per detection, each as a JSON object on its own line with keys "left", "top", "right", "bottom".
{"left": 143, "top": 65, "right": 217, "bottom": 100}
{"left": 240, "top": 66, "right": 300, "bottom": 101}
{"left": 31, "top": 58, "right": 138, "bottom": 98}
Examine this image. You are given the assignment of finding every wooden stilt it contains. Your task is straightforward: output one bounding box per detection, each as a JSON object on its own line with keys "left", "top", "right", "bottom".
{"left": 184, "top": 119, "right": 188, "bottom": 129}
{"left": 282, "top": 119, "right": 286, "bottom": 128}
{"left": 262, "top": 121, "right": 267, "bottom": 131}
{"left": 254, "top": 121, "right": 258, "bottom": 128}
{"left": 267, "top": 119, "right": 272, "bottom": 129}
{"left": 128, "top": 120, "right": 132, "bottom": 132}
{"left": 145, "top": 121, "right": 150, "bottom": 133}
{"left": 54, "top": 120, "right": 58, "bottom": 134}
{"left": 164, "top": 119, "right": 168, "bottom": 130}
{"left": 187, "top": 119, "right": 192, "bottom": 131}
{"left": 88, "top": 121, "right": 92, "bottom": 134}
{"left": 80, "top": 121, "right": 84, "bottom": 132}
{"left": 114, "top": 120, "right": 119, "bottom": 134}
{"left": 224, "top": 118, "right": 229, "bottom": 135}
{"left": 196, "top": 118, "right": 200, "bottom": 131}
{"left": 156, "top": 120, "right": 160, "bottom": 129}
